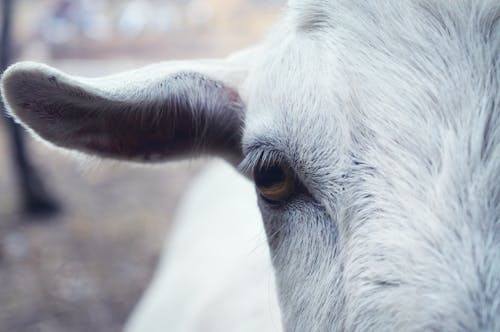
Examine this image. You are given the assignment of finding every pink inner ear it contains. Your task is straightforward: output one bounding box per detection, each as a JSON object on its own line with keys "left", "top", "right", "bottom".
{"left": 2, "top": 63, "right": 245, "bottom": 163}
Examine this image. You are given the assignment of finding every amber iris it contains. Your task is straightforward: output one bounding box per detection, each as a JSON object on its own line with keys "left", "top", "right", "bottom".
{"left": 254, "top": 162, "right": 295, "bottom": 203}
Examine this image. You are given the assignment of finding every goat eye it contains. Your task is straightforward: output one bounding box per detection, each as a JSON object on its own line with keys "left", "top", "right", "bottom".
{"left": 254, "top": 161, "right": 295, "bottom": 203}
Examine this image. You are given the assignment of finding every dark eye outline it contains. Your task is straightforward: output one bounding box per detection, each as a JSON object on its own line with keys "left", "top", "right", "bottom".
{"left": 253, "top": 159, "right": 297, "bottom": 204}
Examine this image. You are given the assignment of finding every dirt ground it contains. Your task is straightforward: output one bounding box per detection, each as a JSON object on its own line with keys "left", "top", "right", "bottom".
{"left": 0, "top": 125, "right": 203, "bottom": 332}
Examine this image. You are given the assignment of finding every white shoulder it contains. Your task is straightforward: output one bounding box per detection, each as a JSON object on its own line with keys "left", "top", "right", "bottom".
{"left": 125, "top": 160, "right": 282, "bottom": 332}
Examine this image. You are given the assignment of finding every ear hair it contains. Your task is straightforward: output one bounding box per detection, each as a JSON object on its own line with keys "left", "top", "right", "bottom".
{"left": 1, "top": 61, "right": 247, "bottom": 164}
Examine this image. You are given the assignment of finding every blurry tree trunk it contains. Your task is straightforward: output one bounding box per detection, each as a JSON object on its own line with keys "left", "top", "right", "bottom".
{"left": 1, "top": 0, "right": 59, "bottom": 216}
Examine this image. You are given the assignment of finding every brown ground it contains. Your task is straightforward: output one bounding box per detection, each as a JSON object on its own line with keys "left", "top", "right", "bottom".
{"left": 0, "top": 129, "right": 202, "bottom": 332}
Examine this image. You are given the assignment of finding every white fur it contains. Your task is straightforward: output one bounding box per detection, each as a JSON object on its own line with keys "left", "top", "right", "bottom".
{"left": 124, "top": 161, "right": 282, "bottom": 332}
{"left": 240, "top": 1, "right": 499, "bottom": 330}
{"left": 1, "top": 0, "right": 498, "bottom": 331}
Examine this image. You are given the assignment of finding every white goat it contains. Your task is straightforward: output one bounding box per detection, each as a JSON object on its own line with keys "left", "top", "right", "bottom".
{"left": 1, "top": 0, "right": 498, "bottom": 331}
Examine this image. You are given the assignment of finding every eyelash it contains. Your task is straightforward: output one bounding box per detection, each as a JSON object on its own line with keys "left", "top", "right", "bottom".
{"left": 238, "top": 149, "right": 287, "bottom": 175}
{"left": 239, "top": 149, "right": 321, "bottom": 210}
{"left": 240, "top": 149, "right": 309, "bottom": 207}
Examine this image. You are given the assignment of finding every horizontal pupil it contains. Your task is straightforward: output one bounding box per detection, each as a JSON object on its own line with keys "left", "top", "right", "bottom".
{"left": 255, "top": 165, "right": 286, "bottom": 187}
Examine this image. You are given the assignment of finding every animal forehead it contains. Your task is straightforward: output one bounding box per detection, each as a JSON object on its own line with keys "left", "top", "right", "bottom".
{"left": 244, "top": 0, "right": 498, "bottom": 128}
{"left": 242, "top": 37, "right": 350, "bottom": 198}
{"left": 245, "top": 38, "right": 342, "bottom": 125}
{"left": 242, "top": 0, "right": 498, "bottom": 190}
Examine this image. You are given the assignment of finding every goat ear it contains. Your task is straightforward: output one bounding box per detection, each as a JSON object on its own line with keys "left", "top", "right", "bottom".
{"left": 1, "top": 60, "right": 248, "bottom": 164}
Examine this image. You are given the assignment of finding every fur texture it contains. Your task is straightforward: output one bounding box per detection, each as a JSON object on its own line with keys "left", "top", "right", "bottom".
{"left": 242, "top": 0, "right": 499, "bottom": 330}
{"left": 1, "top": 60, "right": 247, "bottom": 163}
{"left": 1, "top": 0, "right": 498, "bottom": 331}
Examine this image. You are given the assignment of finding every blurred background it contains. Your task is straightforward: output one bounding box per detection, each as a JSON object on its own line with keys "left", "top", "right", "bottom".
{"left": 0, "top": 0, "right": 283, "bottom": 331}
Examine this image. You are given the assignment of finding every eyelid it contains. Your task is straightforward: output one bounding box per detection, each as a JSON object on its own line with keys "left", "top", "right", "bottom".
{"left": 240, "top": 144, "right": 328, "bottom": 209}
{"left": 241, "top": 147, "right": 325, "bottom": 210}
{"left": 238, "top": 148, "right": 288, "bottom": 176}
